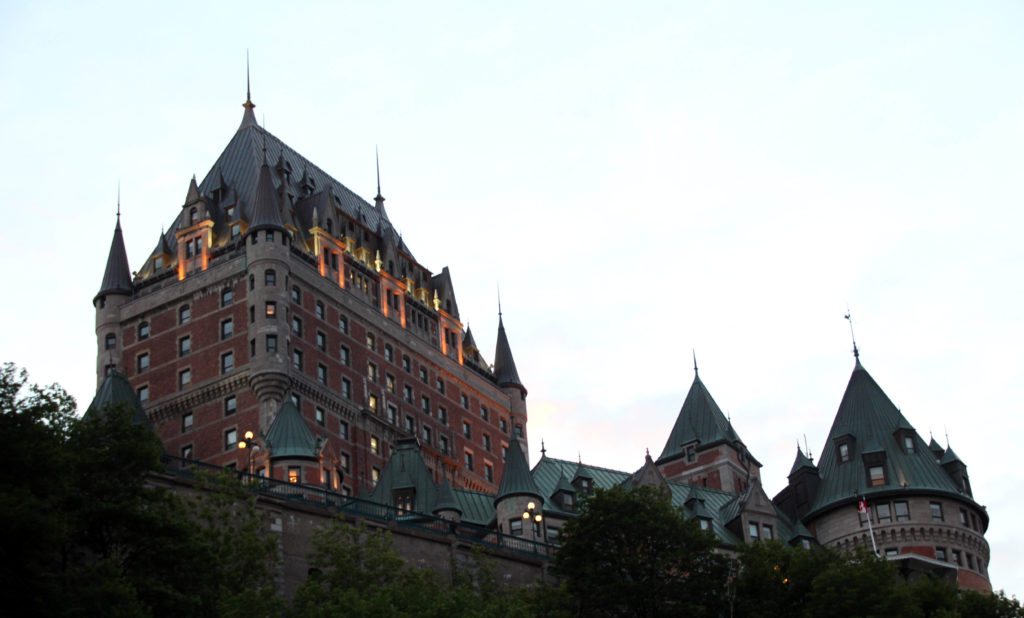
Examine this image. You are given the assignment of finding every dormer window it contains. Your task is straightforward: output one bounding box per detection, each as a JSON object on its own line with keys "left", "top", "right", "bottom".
{"left": 685, "top": 443, "right": 697, "bottom": 464}
{"left": 154, "top": 256, "right": 163, "bottom": 269}
{"left": 838, "top": 443, "right": 850, "bottom": 463}
{"left": 189, "top": 207, "right": 198, "bottom": 225}
{"left": 903, "top": 436, "right": 915, "bottom": 453}
{"left": 868, "top": 465, "right": 885, "bottom": 486}
{"left": 394, "top": 488, "right": 415, "bottom": 515}
{"left": 698, "top": 518, "right": 711, "bottom": 531}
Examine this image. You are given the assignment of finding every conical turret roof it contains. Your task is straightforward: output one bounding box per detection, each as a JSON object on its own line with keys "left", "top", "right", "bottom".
{"left": 96, "top": 216, "right": 133, "bottom": 301}
{"left": 788, "top": 446, "right": 817, "bottom": 477}
{"left": 265, "top": 399, "right": 318, "bottom": 460}
{"left": 493, "top": 316, "right": 525, "bottom": 393}
{"left": 807, "top": 360, "right": 979, "bottom": 517}
{"left": 434, "top": 477, "right": 461, "bottom": 514}
{"left": 366, "top": 438, "right": 439, "bottom": 512}
{"left": 85, "top": 370, "right": 151, "bottom": 429}
{"left": 657, "top": 370, "right": 743, "bottom": 464}
{"left": 247, "top": 157, "right": 285, "bottom": 234}
{"left": 495, "top": 437, "right": 541, "bottom": 503}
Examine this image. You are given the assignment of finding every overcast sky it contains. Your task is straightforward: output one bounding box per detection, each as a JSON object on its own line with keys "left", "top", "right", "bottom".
{"left": 1, "top": 0, "right": 1022, "bottom": 596}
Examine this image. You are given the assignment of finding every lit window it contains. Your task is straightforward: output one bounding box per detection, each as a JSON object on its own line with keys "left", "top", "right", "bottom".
{"left": 288, "top": 467, "right": 300, "bottom": 484}
{"left": 179, "top": 336, "right": 191, "bottom": 357}
{"left": 137, "top": 353, "right": 150, "bottom": 372}
{"left": 371, "top": 467, "right": 380, "bottom": 485}
{"left": 224, "top": 428, "right": 237, "bottom": 451}
{"left": 179, "top": 305, "right": 191, "bottom": 324}
{"left": 104, "top": 333, "right": 116, "bottom": 350}
{"left": 385, "top": 374, "right": 396, "bottom": 393}
{"left": 265, "top": 302, "right": 277, "bottom": 318}
{"left": 221, "top": 318, "right": 233, "bottom": 339}
{"left": 370, "top": 436, "right": 380, "bottom": 455}
{"left": 221, "top": 288, "right": 234, "bottom": 306}
{"left": 182, "top": 412, "right": 193, "bottom": 432}
{"left": 138, "top": 321, "right": 150, "bottom": 339}
{"left": 368, "top": 393, "right": 378, "bottom": 412}
{"left": 221, "top": 351, "right": 234, "bottom": 373}
{"left": 930, "top": 502, "right": 943, "bottom": 521}
{"left": 224, "top": 395, "right": 237, "bottom": 415}
{"left": 136, "top": 385, "right": 148, "bottom": 402}
{"left": 178, "top": 368, "right": 191, "bottom": 388}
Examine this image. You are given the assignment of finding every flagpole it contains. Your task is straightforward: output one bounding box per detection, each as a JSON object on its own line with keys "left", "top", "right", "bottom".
{"left": 859, "top": 496, "right": 879, "bottom": 556}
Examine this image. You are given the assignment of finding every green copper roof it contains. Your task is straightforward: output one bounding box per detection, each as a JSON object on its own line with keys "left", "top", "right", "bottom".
{"left": 85, "top": 370, "right": 151, "bottom": 428}
{"left": 265, "top": 399, "right": 318, "bottom": 460}
{"left": 96, "top": 216, "right": 133, "bottom": 301}
{"left": 788, "top": 446, "right": 816, "bottom": 477}
{"left": 657, "top": 371, "right": 745, "bottom": 464}
{"left": 496, "top": 437, "right": 541, "bottom": 503}
{"left": 551, "top": 471, "right": 575, "bottom": 498}
{"left": 493, "top": 316, "right": 525, "bottom": 392}
{"left": 366, "top": 438, "right": 439, "bottom": 512}
{"left": 453, "top": 489, "right": 497, "bottom": 526}
{"left": 940, "top": 445, "right": 963, "bottom": 466}
{"left": 807, "top": 361, "right": 977, "bottom": 518}
{"left": 434, "top": 477, "right": 461, "bottom": 515}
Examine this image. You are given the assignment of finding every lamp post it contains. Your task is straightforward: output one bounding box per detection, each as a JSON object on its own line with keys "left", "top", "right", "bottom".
{"left": 522, "top": 501, "right": 543, "bottom": 539}
{"left": 237, "top": 430, "right": 262, "bottom": 477}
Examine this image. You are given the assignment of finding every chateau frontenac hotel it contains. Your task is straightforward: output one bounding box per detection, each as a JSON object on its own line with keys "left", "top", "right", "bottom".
{"left": 90, "top": 88, "right": 993, "bottom": 592}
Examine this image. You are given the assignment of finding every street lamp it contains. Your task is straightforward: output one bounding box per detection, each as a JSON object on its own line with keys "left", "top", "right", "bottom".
{"left": 522, "top": 501, "right": 543, "bottom": 537}
{"left": 237, "top": 430, "right": 262, "bottom": 476}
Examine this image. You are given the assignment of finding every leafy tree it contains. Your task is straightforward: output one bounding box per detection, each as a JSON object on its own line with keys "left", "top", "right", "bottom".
{"left": 554, "top": 484, "right": 728, "bottom": 617}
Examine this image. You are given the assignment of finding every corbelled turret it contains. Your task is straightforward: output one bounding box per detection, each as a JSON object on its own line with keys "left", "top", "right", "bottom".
{"left": 494, "top": 312, "right": 529, "bottom": 456}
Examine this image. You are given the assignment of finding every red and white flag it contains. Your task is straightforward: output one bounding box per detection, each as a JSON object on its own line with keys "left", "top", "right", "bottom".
{"left": 858, "top": 498, "right": 868, "bottom": 514}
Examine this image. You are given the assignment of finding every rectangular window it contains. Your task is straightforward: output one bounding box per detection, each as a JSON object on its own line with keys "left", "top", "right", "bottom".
{"left": 291, "top": 285, "right": 301, "bottom": 303}
{"left": 315, "top": 407, "right": 325, "bottom": 426}
{"left": 485, "top": 462, "right": 494, "bottom": 482}
{"left": 182, "top": 412, "right": 193, "bottom": 432}
{"left": 384, "top": 344, "right": 393, "bottom": 362}
{"left": 370, "top": 436, "right": 380, "bottom": 455}
{"left": 288, "top": 467, "right": 300, "bottom": 484}
{"left": 341, "top": 378, "right": 351, "bottom": 399}
{"left": 179, "top": 305, "right": 191, "bottom": 324}
{"left": 952, "top": 549, "right": 963, "bottom": 566}
{"left": 385, "top": 373, "right": 396, "bottom": 394}
{"left": 876, "top": 503, "right": 892, "bottom": 523}
{"left": 292, "top": 316, "right": 302, "bottom": 336}
{"left": 224, "top": 395, "right": 237, "bottom": 415}
{"left": 367, "top": 362, "right": 378, "bottom": 382}
{"left": 371, "top": 467, "right": 380, "bottom": 486}
{"left": 439, "top": 407, "right": 448, "bottom": 425}
{"left": 221, "top": 352, "right": 234, "bottom": 373}
{"left": 422, "top": 426, "right": 432, "bottom": 444}
{"left": 386, "top": 404, "right": 397, "bottom": 424}
{"left": 404, "top": 415, "right": 415, "bottom": 433}
{"left": 340, "top": 420, "right": 349, "bottom": 440}
{"left": 221, "top": 288, "right": 234, "bottom": 306}
{"left": 480, "top": 406, "right": 489, "bottom": 421}
{"left": 181, "top": 444, "right": 193, "bottom": 460}
{"left": 265, "top": 301, "right": 277, "bottom": 318}
{"left": 500, "top": 418, "right": 508, "bottom": 433}
{"left": 436, "top": 378, "right": 445, "bottom": 394}
{"left": 935, "top": 547, "right": 947, "bottom": 562}
{"left": 138, "top": 322, "right": 150, "bottom": 339}
{"left": 903, "top": 435, "right": 915, "bottom": 453}
{"left": 970, "top": 513, "right": 978, "bottom": 531}
{"left": 339, "top": 315, "right": 348, "bottom": 334}
{"left": 136, "top": 385, "right": 149, "bottom": 402}
{"left": 960, "top": 509, "right": 969, "bottom": 526}
{"left": 402, "top": 355, "right": 411, "bottom": 372}
{"left": 366, "top": 332, "right": 375, "bottom": 350}
{"left": 868, "top": 465, "right": 885, "bottom": 486}
{"left": 483, "top": 434, "right": 491, "bottom": 451}
{"left": 464, "top": 451, "right": 474, "bottom": 471}
{"left": 340, "top": 452, "right": 350, "bottom": 472}
{"left": 224, "top": 428, "right": 237, "bottom": 451}
{"left": 463, "top": 422, "right": 472, "bottom": 439}
{"left": 179, "top": 368, "right": 191, "bottom": 389}
{"left": 439, "top": 436, "right": 449, "bottom": 455}
{"left": 137, "top": 353, "right": 150, "bottom": 372}
{"left": 316, "top": 331, "right": 326, "bottom": 351}
{"left": 266, "top": 334, "right": 277, "bottom": 352}
{"left": 967, "top": 554, "right": 976, "bottom": 571}
{"left": 510, "top": 518, "right": 523, "bottom": 536}
{"left": 368, "top": 393, "right": 378, "bottom": 412}
{"left": 885, "top": 547, "right": 899, "bottom": 557}
{"left": 894, "top": 501, "right": 910, "bottom": 521}
{"left": 265, "top": 270, "right": 276, "bottom": 286}
{"left": 316, "top": 301, "right": 325, "bottom": 320}
{"left": 419, "top": 367, "right": 428, "bottom": 383}
{"left": 292, "top": 350, "right": 303, "bottom": 370}
{"left": 317, "top": 363, "right": 327, "bottom": 384}
{"left": 839, "top": 442, "right": 850, "bottom": 462}
{"left": 421, "top": 395, "right": 430, "bottom": 413}
{"left": 340, "top": 345, "right": 350, "bottom": 366}
{"left": 221, "top": 318, "right": 233, "bottom": 339}
{"left": 762, "top": 524, "right": 774, "bottom": 540}
{"left": 403, "top": 385, "right": 413, "bottom": 403}
{"left": 748, "top": 522, "right": 760, "bottom": 540}
{"left": 179, "top": 336, "right": 191, "bottom": 356}
{"left": 461, "top": 393, "right": 469, "bottom": 409}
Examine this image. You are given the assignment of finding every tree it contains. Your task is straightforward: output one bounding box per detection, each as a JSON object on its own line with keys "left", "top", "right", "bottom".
{"left": 554, "top": 485, "right": 728, "bottom": 617}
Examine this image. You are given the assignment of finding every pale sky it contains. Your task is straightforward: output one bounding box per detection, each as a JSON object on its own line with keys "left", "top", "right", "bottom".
{"left": 2, "top": 0, "right": 1022, "bottom": 596}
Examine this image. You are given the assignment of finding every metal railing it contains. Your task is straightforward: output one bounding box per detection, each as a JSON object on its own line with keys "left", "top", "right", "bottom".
{"left": 160, "top": 454, "right": 551, "bottom": 558}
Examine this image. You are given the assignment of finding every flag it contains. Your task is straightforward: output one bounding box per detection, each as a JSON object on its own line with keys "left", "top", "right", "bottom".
{"left": 858, "top": 498, "right": 868, "bottom": 514}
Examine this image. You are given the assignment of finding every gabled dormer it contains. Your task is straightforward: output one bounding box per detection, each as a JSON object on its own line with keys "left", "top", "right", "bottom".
{"left": 175, "top": 176, "right": 215, "bottom": 280}
{"left": 941, "top": 446, "right": 972, "bottom": 497}
{"left": 550, "top": 471, "right": 577, "bottom": 512}
{"left": 571, "top": 460, "right": 596, "bottom": 496}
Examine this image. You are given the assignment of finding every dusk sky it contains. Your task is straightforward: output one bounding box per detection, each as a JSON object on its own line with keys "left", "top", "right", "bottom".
{"left": 2, "top": 1, "right": 1022, "bottom": 596}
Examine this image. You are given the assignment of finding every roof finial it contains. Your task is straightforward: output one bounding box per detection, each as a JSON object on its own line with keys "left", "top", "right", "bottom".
{"left": 693, "top": 349, "right": 698, "bottom": 376}
{"left": 540, "top": 439, "right": 546, "bottom": 457}
{"left": 116, "top": 181, "right": 121, "bottom": 221}
{"left": 497, "top": 283, "right": 503, "bottom": 318}
{"left": 245, "top": 49, "right": 253, "bottom": 107}
{"left": 375, "top": 146, "right": 382, "bottom": 198}
{"left": 804, "top": 433, "right": 812, "bottom": 462}
{"left": 844, "top": 307, "right": 860, "bottom": 359}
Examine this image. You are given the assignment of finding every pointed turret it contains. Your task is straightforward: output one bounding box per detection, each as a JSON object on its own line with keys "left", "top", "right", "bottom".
{"left": 366, "top": 438, "right": 438, "bottom": 513}
{"left": 95, "top": 213, "right": 133, "bottom": 302}
{"left": 247, "top": 156, "right": 285, "bottom": 235}
{"left": 433, "top": 476, "right": 462, "bottom": 521}
{"left": 928, "top": 437, "right": 945, "bottom": 462}
{"left": 374, "top": 147, "right": 388, "bottom": 220}
{"left": 495, "top": 437, "right": 541, "bottom": 503}
{"left": 493, "top": 315, "right": 524, "bottom": 393}
{"left": 265, "top": 399, "right": 318, "bottom": 460}
{"left": 788, "top": 445, "right": 816, "bottom": 477}
{"left": 239, "top": 53, "right": 258, "bottom": 131}
{"left": 85, "top": 370, "right": 152, "bottom": 429}
{"left": 656, "top": 368, "right": 744, "bottom": 465}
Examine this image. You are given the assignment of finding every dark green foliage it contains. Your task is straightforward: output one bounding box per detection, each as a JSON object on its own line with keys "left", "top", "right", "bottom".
{"left": 554, "top": 485, "right": 728, "bottom": 617}
{"left": 0, "top": 363, "right": 280, "bottom": 617}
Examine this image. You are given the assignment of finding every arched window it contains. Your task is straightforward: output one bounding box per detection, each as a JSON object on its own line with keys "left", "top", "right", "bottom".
{"left": 265, "top": 269, "right": 276, "bottom": 286}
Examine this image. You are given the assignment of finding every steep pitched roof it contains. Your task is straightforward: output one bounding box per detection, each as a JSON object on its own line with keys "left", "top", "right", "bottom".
{"left": 96, "top": 216, "right": 133, "bottom": 300}
{"left": 493, "top": 315, "right": 525, "bottom": 392}
{"left": 622, "top": 452, "right": 670, "bottom": 492}
{"left": 434, "top": 477, "right": 461, "bottom": 515}
{"left": 366, "top": 438, "right": 439, "bottom": 512}
{"left": 246, "top": 159, "right": 285, "bottom": 233}
{"left": 84, "top": 370, "right": 151, "bottom": 429}
{"left": 788, "top": 446, "right": 817, "bottom": 477}
{"left": 265, "top": 399, "right": 318, "bottom": 460}
{"left": 807, "top": 361, "right": 979, "bottom": 518}
{"left": 657, "top": 371, "right": 744, "bottom": 464}
{"left": 496, "top": 437, "right": 541, "bottom": 503}
{"left": 430, "top": 267, "right": 460, "bottom": 319}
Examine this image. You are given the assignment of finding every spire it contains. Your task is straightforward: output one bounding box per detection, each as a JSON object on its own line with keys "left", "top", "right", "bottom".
{"left": 373, "top": 146, "right": 389, "bottom": 220}
{"left": 844, "top": 309, "right": 861, "bottom": 366}
{"left": 495, "top": 436, "right": 542, "bottom": 504}
{"left": 493, "top": 310, "right": 525, "bottom": 394}
{"left": 788, "top": 444, "right": 816, "bottom": 477}
{"left": 239, "top": 50, "right": 258, "bottom": 131}
{"left": 95, "top": 201, "right": 133, "bottom": 302}
{"left": 693, "top": 349, "right": 699, "bottom": 378}
{"left": 656, "top": 369, "right": 746, "bottom": 464}
{"left": 246, "top": 154, "right": 285, "bottom": 234}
